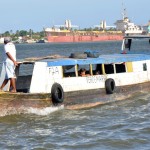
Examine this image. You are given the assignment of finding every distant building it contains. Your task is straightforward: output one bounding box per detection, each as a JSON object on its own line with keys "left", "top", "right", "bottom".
{"left": 148, "top": 20, "right": 150, "bottom": 33}
{"left": 148, "top": 26, "right": 150, "bottom": 33}
{"left": 142, "top": 20, "right": 150, "bottom": 34}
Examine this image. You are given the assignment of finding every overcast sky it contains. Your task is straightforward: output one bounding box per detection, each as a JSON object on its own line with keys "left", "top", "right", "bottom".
{"left": 0, "top": 0, "right": 149, "bottom": 32}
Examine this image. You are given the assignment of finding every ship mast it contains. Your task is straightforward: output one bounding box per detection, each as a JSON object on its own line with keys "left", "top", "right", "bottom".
{"left": 121, "top": 1, "right": 127, "bottom": 20}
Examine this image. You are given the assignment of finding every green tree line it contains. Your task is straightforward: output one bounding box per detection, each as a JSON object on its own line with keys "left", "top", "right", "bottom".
{"left": 1, "top": 29, "right": 45, "bottom": 41}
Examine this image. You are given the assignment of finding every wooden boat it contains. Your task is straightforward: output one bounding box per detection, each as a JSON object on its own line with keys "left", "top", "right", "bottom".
{"left": 0, "top": 35, "right": 150, "bottom": 114}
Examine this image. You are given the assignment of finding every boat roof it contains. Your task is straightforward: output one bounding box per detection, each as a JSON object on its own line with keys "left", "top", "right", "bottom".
{"left": 41, "top": 53, "right": 150, "bottom": 66}
{"left": 124, "top": 35, "right": 150, "bottom": 39}
{"left": 3, "top": 53, "right": 150, "bottom": 67}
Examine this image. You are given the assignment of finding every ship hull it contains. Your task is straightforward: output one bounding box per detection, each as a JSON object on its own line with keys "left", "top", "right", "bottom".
{"left": 47, "top": 35, "right": 123, "bottom": 43}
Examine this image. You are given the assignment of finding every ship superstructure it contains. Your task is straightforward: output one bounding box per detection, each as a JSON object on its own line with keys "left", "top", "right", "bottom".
{"left": 115, "top": 8, "right": 143, "bottom": 35}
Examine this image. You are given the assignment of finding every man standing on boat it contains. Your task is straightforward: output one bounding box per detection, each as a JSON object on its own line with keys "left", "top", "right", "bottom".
{"left": 0, "top": 37, "right": 18, "bottom": 92}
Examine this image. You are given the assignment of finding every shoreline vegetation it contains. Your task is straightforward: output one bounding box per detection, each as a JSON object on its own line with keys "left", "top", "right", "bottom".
{"left": 0, "top": 29, "right": 45, "bottom": 44}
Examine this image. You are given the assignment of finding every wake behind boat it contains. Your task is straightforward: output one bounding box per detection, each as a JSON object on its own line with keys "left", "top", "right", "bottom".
{"left": 0, "top": 35, "right": 150, "bottom": 115}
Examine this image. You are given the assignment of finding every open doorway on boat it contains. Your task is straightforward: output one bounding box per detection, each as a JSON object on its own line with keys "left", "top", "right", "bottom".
{"left": 16, "top": 62, "right": 34, "bottom": 93}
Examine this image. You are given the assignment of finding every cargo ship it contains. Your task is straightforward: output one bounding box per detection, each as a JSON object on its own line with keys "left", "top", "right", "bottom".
{"left": 44, "top": 19, "right": 144, "bottom": 43}
{"left": 45, "top": 29, "right": 123, "bottom": 43}
{"left": 44, "top": 8, "right": 145, "bottom": 43}
{"left": 44, "top": 20, "right": 123, "bottom": 43}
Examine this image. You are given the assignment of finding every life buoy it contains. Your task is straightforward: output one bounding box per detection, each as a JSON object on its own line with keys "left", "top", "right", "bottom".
{"left": 105, "top": 78, "right": 115, "bottom": 94}
{"left": 51, "top": 83, "right": 64, "bottom": 104}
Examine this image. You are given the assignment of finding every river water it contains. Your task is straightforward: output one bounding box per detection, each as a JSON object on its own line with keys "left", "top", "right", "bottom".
{"left": 0, "top": 41, "right": 150, "bottom": 150}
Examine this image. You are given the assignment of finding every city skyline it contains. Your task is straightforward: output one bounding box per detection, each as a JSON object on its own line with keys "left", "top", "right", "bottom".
{"left": 0, "top": 0, "right": 149, "bottom": 33}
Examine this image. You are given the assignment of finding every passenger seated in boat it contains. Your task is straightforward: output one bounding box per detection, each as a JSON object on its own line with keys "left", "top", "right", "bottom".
{"left": 95, "top": 71, "right": 100, "bottom": 75}
{"left": 79, "top": 68, "right": 90, "bottom": 77}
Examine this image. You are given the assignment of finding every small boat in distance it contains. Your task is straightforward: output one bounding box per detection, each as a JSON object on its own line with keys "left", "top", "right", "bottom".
{"left": 36, "top": 39, "right": 47, "bottom": 43}
{"left": 0, "top": 35, "right": 150, "bottom": 115}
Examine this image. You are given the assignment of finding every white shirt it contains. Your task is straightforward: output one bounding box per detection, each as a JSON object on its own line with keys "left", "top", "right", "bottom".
{"left": 4, "top": 42, "right": 16, "bottom": 63}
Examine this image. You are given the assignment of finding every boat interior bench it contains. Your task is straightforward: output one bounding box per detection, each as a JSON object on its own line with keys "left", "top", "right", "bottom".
{"left": 16, "top": 75, "right": 32, "bottom": 93}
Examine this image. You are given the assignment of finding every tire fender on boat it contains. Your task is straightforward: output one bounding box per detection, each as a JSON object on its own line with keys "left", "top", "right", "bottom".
{"left": 105, "top": 78, "right": 115, "bottom": 94}
{"left": 69, "top": 53, "right": 87, "bottom": 59}
{"left": 51, "top": 83, "right": 64, "bottom": 104}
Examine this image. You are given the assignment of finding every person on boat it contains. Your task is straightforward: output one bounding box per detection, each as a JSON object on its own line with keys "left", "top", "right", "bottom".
{"left": 0, "top": 37, "right": 19, "bottom": 92}
{"left": 79, "top": 68, "right": 90, "bottom": 77}
{"left": 95, "top": 71, "right": 100, "bottom": 75}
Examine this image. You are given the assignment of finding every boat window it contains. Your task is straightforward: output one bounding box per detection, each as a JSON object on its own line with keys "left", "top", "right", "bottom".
{"left": 63, "top": 65, "right": 76, "bottom": 77}
{"left": 78, "top": 64, "right": 90, "bottom": 76}
{"left": 104, "top": 64, "right": 114, "bottom": 74}
{"left": 92, "top": 64, "right": 103, "bottom": 75}
{"left": 143, "top": 63, "right": 147, "bottom": 71}
{"left": 115, "top": 63, "right": 126, "bottom": 73}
